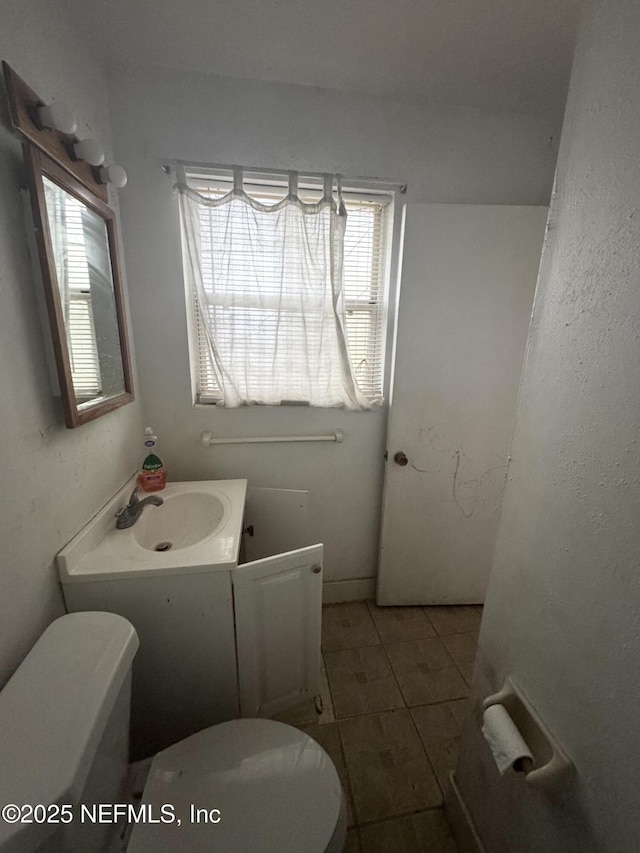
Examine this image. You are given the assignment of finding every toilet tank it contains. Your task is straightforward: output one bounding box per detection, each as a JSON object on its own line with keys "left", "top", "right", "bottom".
{"left": 0, "top": 612, "right": 139, "bottom": 853}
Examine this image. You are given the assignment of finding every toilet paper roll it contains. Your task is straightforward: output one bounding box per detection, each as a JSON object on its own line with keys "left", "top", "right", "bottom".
{"left": 482, "top": 704, "right": 534, "bottom": 776}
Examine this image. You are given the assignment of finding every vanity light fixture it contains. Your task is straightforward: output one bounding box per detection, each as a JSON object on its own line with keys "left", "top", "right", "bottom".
{"left": 3, "top": 62, "right": 127, "bottom": 199}
{"left": 35, "top": 101, "right": 78, "bottom": 135}
{"left": 97, "top": 163, "right": 128, "bottom": 188}
{"left": 72, "top": 138, "right": 105, "bottom": 166}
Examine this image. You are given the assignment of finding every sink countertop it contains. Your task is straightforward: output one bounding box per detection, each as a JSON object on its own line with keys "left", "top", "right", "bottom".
{"left": 58, "top": 478, "right": 247, "bottom": 583}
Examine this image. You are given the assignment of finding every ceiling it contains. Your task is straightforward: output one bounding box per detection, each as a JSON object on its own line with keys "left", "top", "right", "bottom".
{"left": 66, "top": 0, "right": 580, "bottom": 114}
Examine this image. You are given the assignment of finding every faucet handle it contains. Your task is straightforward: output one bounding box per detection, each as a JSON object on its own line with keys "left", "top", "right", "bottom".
{"left": 114, "top": 486, "right": 139, "bottom": 519}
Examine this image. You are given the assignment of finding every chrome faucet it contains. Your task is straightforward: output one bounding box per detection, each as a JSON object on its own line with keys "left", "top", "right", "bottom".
{"left": 115, "top": 487, "right": 163, "bottom": 529}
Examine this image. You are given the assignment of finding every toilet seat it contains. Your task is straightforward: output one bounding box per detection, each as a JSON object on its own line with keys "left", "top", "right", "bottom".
{"left": 127, "top": 718, "right": 346, "bottom": 853}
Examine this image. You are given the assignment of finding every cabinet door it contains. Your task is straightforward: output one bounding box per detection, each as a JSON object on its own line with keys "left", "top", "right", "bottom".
{"left": 232, "top": 544, "right": 323, "bottom": 718}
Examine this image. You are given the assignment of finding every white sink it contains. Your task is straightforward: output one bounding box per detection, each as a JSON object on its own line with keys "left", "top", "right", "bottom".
{"left": 58, "top": 478, "right": 247, "bottom": 582}
{"left": 132, "top": 491, "right": 227, "bottom": 552}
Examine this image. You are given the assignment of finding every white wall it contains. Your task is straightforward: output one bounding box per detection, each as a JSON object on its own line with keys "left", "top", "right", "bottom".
{"left": 453, "top": 1, "right": 640, "bottom": 849}
{"left": 108, "top": 63, "right": 563, "bottom": 588}
{"left": 0, "top": 2, "right": 142, "bottom": 686}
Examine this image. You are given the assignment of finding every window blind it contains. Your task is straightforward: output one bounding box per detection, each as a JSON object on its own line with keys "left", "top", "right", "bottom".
{"left": 43, "top": 182, "right": 102, "bottom": 400}
{"left": 63, "top": 203, "right": 102, "bottom": 400}
{"left": 185, "top": 174, "right": 391, "bottom": 404}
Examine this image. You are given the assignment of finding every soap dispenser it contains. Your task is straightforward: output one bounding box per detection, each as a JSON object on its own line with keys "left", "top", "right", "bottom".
{"left": 138, "top": 427, "right": 167, "bottom": 492}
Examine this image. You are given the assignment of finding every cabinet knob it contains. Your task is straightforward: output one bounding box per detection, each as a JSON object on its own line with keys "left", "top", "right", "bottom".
{"left": 312, "top": 564, "right": 322, "bottom": 574}
{"left": 394, "top": 451, "right": 409, "bottom": 466}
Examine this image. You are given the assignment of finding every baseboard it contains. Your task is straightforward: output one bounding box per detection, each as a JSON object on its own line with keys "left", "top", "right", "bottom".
{"left": 322, "top": 577, "right": 376, "bottom": 604}
{"left": 445, "top": 771, "right": 486, "bottom": 853}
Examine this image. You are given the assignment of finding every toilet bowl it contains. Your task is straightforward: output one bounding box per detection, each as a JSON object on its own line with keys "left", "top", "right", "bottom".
{"left": 0, "top": 612, "right": 345, "bottom": 853}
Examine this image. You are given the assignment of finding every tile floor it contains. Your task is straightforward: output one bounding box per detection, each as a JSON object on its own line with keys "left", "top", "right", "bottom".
{"left": 275, "top": 601, "right": 483, "bottom": 853}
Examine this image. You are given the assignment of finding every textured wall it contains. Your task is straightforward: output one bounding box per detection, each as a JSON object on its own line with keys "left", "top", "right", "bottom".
{"left": 0, "top": 1, "right": 142, "bottom": 686}
{"left": 454, "top": 1, "right": 640, "bottom": 849}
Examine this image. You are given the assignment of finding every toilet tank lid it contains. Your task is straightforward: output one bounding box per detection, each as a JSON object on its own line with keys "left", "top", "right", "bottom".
{"left": 0, "top": 612, "right": 139, "bottom": 853}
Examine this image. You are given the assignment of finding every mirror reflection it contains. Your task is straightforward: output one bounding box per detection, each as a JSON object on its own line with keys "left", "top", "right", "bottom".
{"left": 42, "top": 176, "right": 126, "bottom": 406}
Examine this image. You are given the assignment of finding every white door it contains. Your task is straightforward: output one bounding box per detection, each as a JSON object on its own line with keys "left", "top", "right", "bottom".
{"left": 378, "top": 205, "right": 548, "bottom": 605}
{"left": 233, "top": 544, "right": 323, "bottom": 717}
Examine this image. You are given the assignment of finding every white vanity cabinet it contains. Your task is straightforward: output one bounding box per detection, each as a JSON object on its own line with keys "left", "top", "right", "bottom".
{"left": 58, "top": 479, "right": 323, "bottom": 760}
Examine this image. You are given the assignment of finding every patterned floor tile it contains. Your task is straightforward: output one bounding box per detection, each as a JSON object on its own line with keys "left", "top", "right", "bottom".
{"left": 358, "top": 809, "right": 459, "bottom": 853}
{"left": 411, "top": 700, "right": 468, "bottom": 793}
{"left": 423, "top": 605, "right": 482, "bottom": 636}
{"left": 324, "top": 645, "right": 404, "bottom": 718}
{"left": 441, "top": 632, "right": 479, "bottom": 685}
{"left": 322, "top": 601, "right": 380, "bottom": 652}
{"left": 339, "top": 709, "right": 442, "bottom": 823}
{"left": 367, "top": 601, "right": 437, "bottom": 643}
{"left": 385, "top": 638, "right": 469, "bottom": 706}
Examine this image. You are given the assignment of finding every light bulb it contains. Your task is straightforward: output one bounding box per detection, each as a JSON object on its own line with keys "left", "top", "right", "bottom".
{"left": 97, "top": 163, "right": 128, "bottom": 188}
{"left": 36, "top": 101, "right": 77, "bottom": 134}
{"left": 73, "top": 138, "right": 105, "bottom": 166}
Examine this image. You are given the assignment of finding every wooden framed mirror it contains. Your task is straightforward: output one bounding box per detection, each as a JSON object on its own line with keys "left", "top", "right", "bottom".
{"left": 24, "top": 145, "right": 134, "bottom": 427}
{"left": 3, "top": 62, "right": 134, "bottom": 428}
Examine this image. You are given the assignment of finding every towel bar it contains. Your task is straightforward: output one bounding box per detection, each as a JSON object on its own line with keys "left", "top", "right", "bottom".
{"left": 201, "top": 429, "right": 344, "bottom": 446}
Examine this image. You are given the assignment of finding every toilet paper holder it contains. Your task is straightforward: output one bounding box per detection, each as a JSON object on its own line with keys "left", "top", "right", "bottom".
{"left": 483, "top": 679, "right": 572, "bottom": 792}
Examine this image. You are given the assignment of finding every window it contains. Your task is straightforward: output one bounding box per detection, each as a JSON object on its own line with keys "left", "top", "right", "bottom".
{"left": 43, "top": 180, "right": 102, "bottom": 400}
{"left": 181, "top": 170, "right": 392, "bottom": 406}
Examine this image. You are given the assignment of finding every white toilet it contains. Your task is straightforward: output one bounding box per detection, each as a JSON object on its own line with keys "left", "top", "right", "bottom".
{"left": 0, "top": 612, "right": 346, "bottom": 853}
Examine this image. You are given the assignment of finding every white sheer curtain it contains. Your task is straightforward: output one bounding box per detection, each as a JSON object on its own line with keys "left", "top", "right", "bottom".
{"left": 176, "top": 167, "right": 372, "bottom": 410}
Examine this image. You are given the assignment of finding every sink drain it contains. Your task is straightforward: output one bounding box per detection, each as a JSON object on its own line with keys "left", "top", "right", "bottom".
{"left": 154, "top": 541, "right": 172, "bottom": 552}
